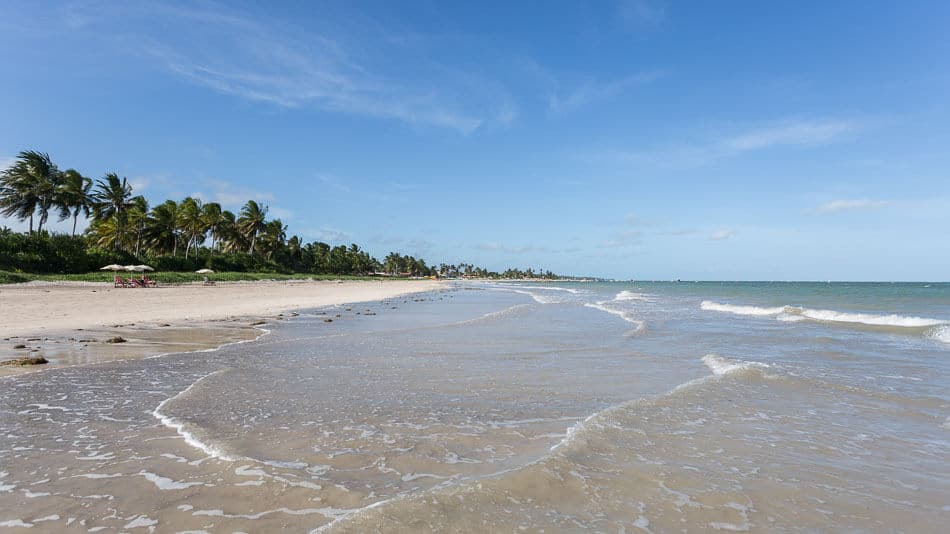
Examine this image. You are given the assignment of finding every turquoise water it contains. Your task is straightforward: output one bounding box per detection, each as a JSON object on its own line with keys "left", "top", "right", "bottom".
{"left": 1, "top": 281, "right": 948, "bottom": 531}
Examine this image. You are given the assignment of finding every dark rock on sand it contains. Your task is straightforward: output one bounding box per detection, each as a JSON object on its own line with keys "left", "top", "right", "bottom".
{"left": 105, "top": 336, "right": 127, "bottom": 343}
{"left": 1, "top": 356, "right": 49, "bottom": 366}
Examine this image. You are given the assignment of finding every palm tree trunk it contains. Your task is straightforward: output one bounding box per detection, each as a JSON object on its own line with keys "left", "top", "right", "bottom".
{"left": 114, "top": 215, "right": 122, "bottom": 251}
{"left": 29, "top": 213, "right": 34, "bottom": 234}
{"left": 72, "top": 210, "right": 79, "bottom": 236}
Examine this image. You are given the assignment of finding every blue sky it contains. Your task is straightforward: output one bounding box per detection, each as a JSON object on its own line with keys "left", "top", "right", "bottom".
{"left": 2, "top": 1, "right": 949, "bottom": 280}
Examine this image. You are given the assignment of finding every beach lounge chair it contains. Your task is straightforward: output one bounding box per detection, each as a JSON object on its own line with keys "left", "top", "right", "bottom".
{"left": 142, "top": 275, "right": 157, "bottom": 287}
{"left": 114, "top": 275, "right": 132, "bottom": 288}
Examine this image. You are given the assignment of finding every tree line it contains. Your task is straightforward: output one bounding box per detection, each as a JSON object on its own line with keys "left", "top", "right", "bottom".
{"left": 0, "top": 150, "right": 561, "bottom": 279}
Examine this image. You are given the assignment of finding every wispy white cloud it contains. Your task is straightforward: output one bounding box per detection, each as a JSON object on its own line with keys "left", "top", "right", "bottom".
{"left": 304, "top": 227, "right": 352, "bottom": 243}
{"left": 269, "top": 207, "right": 294, "bottom": 220}
{"left": 722, "top": 120, "right": 855, "bottom": 152}
{"left": 709, "top": 229, "right": 735, "bottom": 241}
{"left": 815, "top": 199, "right": 887, "bottom": 214}
{"left": 548, "top": 71, "right": 665, "bottom": 114}
{"left": 616, "top": 0, "right": 667, "bottom": 29}
{"left": 61, "top": 2, "right": 504, "bottom": 133}
{"left": 315, "top": 174, "right": 352, "bottom": 194}
{"left": 598, "top": 117, "right": 859, "bottom": 168}
{"left": 208, "top": 180, "right": 274, "bottom": 207}
{"left": 0, "top": 156, "right": 15, "bottom": 170}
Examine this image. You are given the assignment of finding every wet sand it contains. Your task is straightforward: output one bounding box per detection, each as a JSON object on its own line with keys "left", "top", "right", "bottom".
{"left": 0, "top": 279, "right": 442, "bottom": 375}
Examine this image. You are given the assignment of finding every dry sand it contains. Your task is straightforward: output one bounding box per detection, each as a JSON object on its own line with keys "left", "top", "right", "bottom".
{"left": 0, "top": 279, "right": 442, "bottom": 374}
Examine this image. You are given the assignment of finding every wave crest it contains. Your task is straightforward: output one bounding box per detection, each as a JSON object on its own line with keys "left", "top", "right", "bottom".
{"left": 701, "top": 300, "right": 946, "bottom": 329}
{"left": 615, "top": 290, "right": 656, "bottom": 302}
{"left": 700, "top": 301, "right": 786, "bottom": 316}
{"left": 701, "top": 354, "right": 769, "bottom": 376}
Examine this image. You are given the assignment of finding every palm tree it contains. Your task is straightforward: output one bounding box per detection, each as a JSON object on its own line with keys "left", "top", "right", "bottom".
{"left": 259, "top": 218, "right": 287, "bottom": 259}
{"left": 176, "top": 196, "right": 205, "bottom": 259}
{"left": 216, "top": 210, "right": 244, "bottom": 253}
{"left": 200, "top": 202, "right": 224, "bottom": 251}
{"left": 237, "top": 200, "right": 268, "bottom": 254}
{"left": 127, "top": 196, "right": 149, "bottom": 257}
{"left": 92, "top": 173, "right": 134, "bottom": 250}
{"left": 0, "top": 150, "right": 61, "bottom": 233}
{"left": 143, "top": 200, "right": 178, "bottom": 256}
{"left": 57, "top": 169, "right": 93, "bottom": 236}
{"left": 87, "top": 216, "right": 123, "bottom": 250}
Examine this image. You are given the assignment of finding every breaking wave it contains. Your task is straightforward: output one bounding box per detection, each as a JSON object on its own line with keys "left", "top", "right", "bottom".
{"left": 152, "top": 370, "right": 242, "bottom": 461}
{"left": 584, "top": 302, "right": 645, "bottom": 332}
{"left": 614, "top": 290, "right": 656, "bottom": 302}
{"left": 701, "top": 354, "right": 769, "bottom": 376}
{"left": 700, "top": 301, "right": 786, "bottom": 316}
{"left": 701, "top": 300, "right": 947, "bottom": 330}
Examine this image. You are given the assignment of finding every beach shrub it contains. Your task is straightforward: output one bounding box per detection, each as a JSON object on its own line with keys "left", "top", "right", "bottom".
{"left": 0, "top": 231, "right": 137, "bottom": 273}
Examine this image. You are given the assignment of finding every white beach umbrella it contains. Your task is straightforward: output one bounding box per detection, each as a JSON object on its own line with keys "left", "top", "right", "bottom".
{"left": 195, "top": 268, "right": 215, "bottom": 274}
{"left": 100, "top": 264, "right": 125, "bottom": 271}
{"left": 125, "top": 265, "right": 154, "bottom": 272}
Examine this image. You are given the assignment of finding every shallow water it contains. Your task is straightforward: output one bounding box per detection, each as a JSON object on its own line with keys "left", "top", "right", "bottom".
{"left": 1, "top": 282, "right": 948, "bottom": 531}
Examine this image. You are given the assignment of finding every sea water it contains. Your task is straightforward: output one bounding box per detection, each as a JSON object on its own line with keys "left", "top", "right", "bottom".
{"left": 1, "top": 282, "right": 947, "bottom": 531}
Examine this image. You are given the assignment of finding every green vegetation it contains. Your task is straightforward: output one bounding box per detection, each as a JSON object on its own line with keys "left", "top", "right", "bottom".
{"left": 0, "top": 270, "right": 384, "bottom": 284}
{"left": 0, "top": 150, "right": 564, "bottom": 281}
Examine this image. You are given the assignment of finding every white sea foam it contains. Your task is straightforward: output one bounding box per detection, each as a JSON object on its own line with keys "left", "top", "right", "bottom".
{"left": 702, "top": 300, "right": 947, "bottom": 329}
{"left": 123, "top": 516, "right": 158, "bottom": 528}
{"left": 928, "top": 325, "right": 950, "bottom": 345}
{"left": 614, "top": 290, "right": 656, "bottom": 302}
{"left": 503, "top": 284, "right": 580, "bottom": 294}
{"left": 152, "top": 371, "right": 241, "bottom": 461}
{"left": 137, "top": 471, "right": 203, "bottom": 490}
{"left": 702, "top": 354, "right": 768, "bottom": 376}
{"left": 584, "top": 302, "right": 645, "bottom": 331}
{"left": 700, "top": 301, "right": 786, "bottom": 316}
{"left": 792, "top": 308, "right": 944, "bottom": 327}
{"left": 0, "top": 519, "right": 32, "bottom": 528}
{"left": 508, "top": 289, "right": 563, "bottom": 304}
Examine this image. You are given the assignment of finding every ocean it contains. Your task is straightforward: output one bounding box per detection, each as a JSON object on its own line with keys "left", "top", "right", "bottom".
{"left": 1, "top": 281, "right": 948, "bottom": 531}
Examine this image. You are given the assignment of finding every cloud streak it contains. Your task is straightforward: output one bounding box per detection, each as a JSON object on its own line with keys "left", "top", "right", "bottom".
{"left": 709, "top": 229, "right": 735, "bottom": 241}
{"left": 62, "top": 2, "right": 502, "bottom": 133}
{"left": 599, "top": 117, "right": 859, "bottom": 168}
{"left": 548, "top": 71, "right": 665, "bottom": 114}
{"left": 815, "top": 199, "right": 887, "bottom": 214}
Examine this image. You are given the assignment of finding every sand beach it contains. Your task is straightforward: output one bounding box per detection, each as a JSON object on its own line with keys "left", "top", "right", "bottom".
{"left": 0, "top": 279, "right": 442, "bottom": 374}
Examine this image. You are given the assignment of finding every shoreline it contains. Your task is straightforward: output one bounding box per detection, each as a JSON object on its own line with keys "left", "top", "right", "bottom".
{"left": 0, "top": 279, "right": 443, "bottom": 375}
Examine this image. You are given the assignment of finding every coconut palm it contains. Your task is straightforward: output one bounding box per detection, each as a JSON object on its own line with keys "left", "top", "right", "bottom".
{"left": 259, "top": 218, "right": 287, "bottom": 259}
{"left": 216, "top": 210, "right": 245, "bottom": 253}
{"left": 237, "top": 200, "right": 268, "bottom": 254}
{"left": 200, "top": 202, "right": 225, "bottom": 251}
{"left": 143, "top": 200, "right": 179, "bottom": 256}
{"left": 92, "top": 173, "right": 134, "bottom": 250}
{"left": 87, "top": 216, "right": 123, "bottom": 250}
{"left": 177, "top": 196, "right": 205, "bottom": 259}
{"left": 57, "top": 169, "right": 93, "bottom": 236}
{"left": 0, "top": 150, "right": 61, "bottom": 233}
{"left": 127, "top": 196, "right": 149, "bottom": 257}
